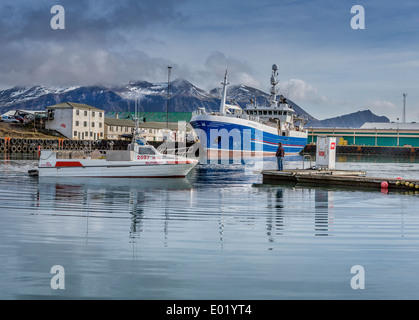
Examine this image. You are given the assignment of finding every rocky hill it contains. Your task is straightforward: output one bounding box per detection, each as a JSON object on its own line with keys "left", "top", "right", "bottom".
{"left": 307, "top": 110, "right": 389, "bottom": 128}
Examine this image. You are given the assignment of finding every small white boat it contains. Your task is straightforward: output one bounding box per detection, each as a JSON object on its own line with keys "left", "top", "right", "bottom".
{"left": 37, "top": 139, "right": 198, "bottom": 178}
{"left": 36, "top": 113, "right": 198, "bottom": 178}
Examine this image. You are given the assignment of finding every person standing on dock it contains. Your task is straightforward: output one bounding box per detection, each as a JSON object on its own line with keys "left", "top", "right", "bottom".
{"left": 276, "top": 142, "right": 285, "bottom": 171}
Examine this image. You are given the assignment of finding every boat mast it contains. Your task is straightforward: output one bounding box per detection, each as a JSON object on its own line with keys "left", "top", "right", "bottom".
{"left": 219, "top": 70, "right": 229, "bottom": 115}
{"left": 132, "top": 97, "right": 139, "bottom": 146}
{"left": 270, "top": 64, "right": 279, "bottom": 107}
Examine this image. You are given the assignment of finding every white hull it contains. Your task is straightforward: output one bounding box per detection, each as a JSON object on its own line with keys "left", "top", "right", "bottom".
{"left": 38, "top": 161, "right": 196, "bottom": 177}
{"left": 38, "top": 148, "right": 198, "bottom": 178}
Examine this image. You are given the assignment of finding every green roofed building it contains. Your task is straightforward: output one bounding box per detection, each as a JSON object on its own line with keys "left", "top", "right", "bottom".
{"left": 105, "top": 112, "right": 194, "bottom": 142}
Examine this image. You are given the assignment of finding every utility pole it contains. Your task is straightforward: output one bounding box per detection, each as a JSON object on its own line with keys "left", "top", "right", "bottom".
{"left": 402, "top": 93, "right": 407, "bottom": 123}
{"left": 167, "top": 66, "right": 172, "bottom": 130}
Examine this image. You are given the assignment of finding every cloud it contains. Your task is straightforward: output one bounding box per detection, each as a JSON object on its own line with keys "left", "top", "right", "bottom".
{"left": 0, "top": 42, "right": 175, "bottom": 88}
{"left": 366, "top": 100, "right": 399, "bottom": 118}
{"left": 282, "top": 79, "right": 328, "bottom": 105}
{"left": 0, "top": 0, "right": 186, "bottom": 44}
{"left": 200, "top": 51, "right": 261, "bottom": 89}
{"left": 0, "top": 0, "right": 189, "bottom": 89}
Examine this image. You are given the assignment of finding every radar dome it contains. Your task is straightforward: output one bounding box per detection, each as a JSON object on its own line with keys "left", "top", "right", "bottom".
{"left": 272, "top": 64, "right": 278, "bottom": 71}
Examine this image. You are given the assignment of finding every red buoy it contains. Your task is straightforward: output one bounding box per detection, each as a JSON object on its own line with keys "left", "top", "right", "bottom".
{"left": 381, "top": 181, "right": 389, "bottom": 189}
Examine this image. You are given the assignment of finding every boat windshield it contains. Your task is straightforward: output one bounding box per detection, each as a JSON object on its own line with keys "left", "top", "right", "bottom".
{"left": 138, "top": 146, "right": 156, "bottom": 155}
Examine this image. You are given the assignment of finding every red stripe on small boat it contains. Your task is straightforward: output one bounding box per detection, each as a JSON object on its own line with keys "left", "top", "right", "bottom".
{"left": 166, "top": 160, "right": 193, "bottom": 164}
{"left": 55, "top": 161, "right": 83, "bottom": 167}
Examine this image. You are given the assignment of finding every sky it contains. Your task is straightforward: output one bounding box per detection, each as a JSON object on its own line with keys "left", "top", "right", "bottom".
{"left": 0, "top": 0, "right": 418, "bottom": 121}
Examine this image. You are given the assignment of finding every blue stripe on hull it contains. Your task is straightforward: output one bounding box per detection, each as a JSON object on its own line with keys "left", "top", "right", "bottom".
{"left": 190, "top": 120, "right": 307, "bottom": 155}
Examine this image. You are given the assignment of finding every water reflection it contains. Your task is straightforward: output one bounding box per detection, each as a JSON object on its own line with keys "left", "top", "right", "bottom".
{"left": 253, "top": 182, "right": 336, "bottom": 240}
{"left": 314, "top": 189, "right": 334, "bottom": 237}
{"left": 36, "top": 177, "right": 194, "bottom": 246}
{"left": 2, "top": 160, "right": 419, "bottom": 299}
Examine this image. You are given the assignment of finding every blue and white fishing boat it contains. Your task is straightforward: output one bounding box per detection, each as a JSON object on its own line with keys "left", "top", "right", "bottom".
{"left": 190, "top": 64, "right": 308, "bottom": 161}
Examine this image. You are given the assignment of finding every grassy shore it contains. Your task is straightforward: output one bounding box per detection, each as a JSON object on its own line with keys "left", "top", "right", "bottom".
{"left": 0, "top": 122, "right": 61, "bottom": 139}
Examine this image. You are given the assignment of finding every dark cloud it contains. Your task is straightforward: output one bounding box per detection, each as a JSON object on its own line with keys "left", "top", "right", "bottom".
{"left": 0, "top": 0, "right": 188, "bottom": 88}
{"left": 0, "top": 0, "right": 186, "bottom": 44}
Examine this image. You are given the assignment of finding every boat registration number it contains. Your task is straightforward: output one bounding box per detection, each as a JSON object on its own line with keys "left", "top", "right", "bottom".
{"left": 137, "top": 155, "right": 156, "bottom": 160}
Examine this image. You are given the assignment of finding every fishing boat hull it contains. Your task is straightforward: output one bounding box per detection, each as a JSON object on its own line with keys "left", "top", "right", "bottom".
{"left": 190, "top": 114, "right": 307, "bottom": 161}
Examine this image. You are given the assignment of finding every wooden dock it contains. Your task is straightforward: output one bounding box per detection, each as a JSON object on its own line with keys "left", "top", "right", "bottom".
{"left": 261, "top": 169, "right": 419, "bottom": 191}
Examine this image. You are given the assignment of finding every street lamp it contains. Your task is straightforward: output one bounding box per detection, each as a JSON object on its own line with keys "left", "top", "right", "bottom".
{"left": 403, "top": 93, "right": 407, "bottom": 123}
{"left": 166, "top": 66, "right": 172, "bottom": 130}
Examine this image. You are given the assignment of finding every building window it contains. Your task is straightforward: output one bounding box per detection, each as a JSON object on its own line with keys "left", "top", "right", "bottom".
{"left": 92, "top": 111, "right": 95, "bottom": 117}
{"left": 99, "top": 122, "right": 102, "bottom": 128}
{"left": 84, "top": 111, "right": 88, "bottom": 116}
{"left": 92, "top": 122, "right": 95, "bottom": 127}
{"left": 100, "top": 132, "right": 103, "bottom": 137}
{"left": 76, "top": 110, "right": 79, "bottom": 115}
{"left": 85, "top": 131, "right": 88, "bottom": 137}
{"left": 84, "top": 121, "right": 87, "bottom": 127}
{"left": 90, "top": 132, "right": 93, "bottom": 137}
{"left": 74, "top": 131, "right": 77, "bottom": 136}
{"left": 109, "top": 126, "right": 113, "bottom": 131}
{"left": 75, "top": 121, "right": 79, "bottom": 126}
{"left": 99, "top": 112, "right": 102, "bottom": 117}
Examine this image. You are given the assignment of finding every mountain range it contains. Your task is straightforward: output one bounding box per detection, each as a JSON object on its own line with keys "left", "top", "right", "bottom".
{"left": 0, "top": 79, "right": 389, "bottom": 128}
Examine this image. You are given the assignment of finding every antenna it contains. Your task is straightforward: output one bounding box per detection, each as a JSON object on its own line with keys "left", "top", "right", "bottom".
{"left": 226, "top": 41, "right": 233, "bottom": 71}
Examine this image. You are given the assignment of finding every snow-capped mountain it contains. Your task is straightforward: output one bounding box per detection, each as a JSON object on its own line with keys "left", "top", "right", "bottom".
{"left": 0, "top": 79, "right": 221, "bottom": 114}
{"left": 0, "top": 79, "right": 389, "bottom": 127}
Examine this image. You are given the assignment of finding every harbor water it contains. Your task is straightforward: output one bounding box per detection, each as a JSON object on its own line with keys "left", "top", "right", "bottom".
{"left": 1, "top": 154, "right": 419, "bottom": 300}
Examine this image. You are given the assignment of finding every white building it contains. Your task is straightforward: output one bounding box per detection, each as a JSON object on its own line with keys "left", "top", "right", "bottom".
{"left": 361, "top": 122, "right": 419, "bottom": 130}
{"left": 45, "top": 102, "right": 105, "bottom": 140}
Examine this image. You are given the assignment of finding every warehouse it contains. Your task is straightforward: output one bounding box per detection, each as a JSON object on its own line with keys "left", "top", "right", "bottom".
{"left": 307, "top": 122, "right": 419, "bottom": 147}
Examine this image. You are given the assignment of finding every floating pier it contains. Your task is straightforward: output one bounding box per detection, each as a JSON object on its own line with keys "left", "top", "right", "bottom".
{"left": 261, "top": 169, "right": 419, "bottom": 191}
